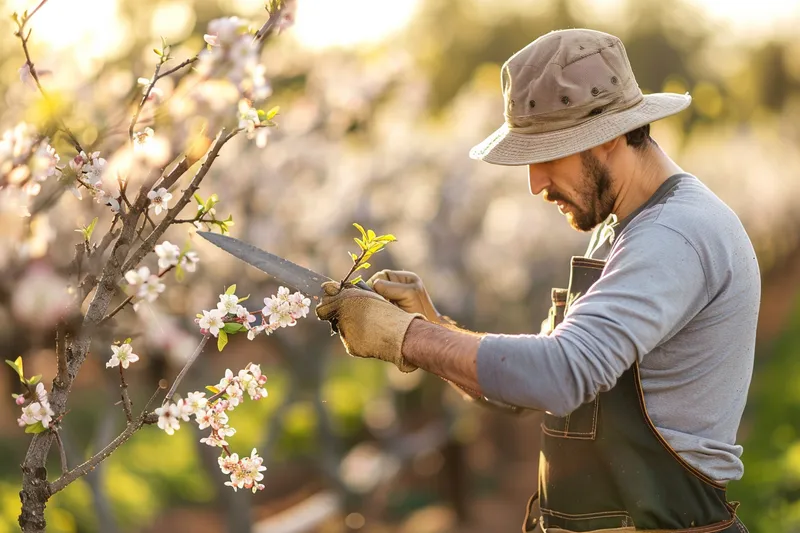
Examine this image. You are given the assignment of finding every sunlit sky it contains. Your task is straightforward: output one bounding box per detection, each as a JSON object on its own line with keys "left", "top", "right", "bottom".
{"left": 6, "top": 0, "right": 799, "bottom": 52}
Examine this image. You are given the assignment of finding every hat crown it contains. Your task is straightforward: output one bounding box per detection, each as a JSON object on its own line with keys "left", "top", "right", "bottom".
{"left": 502, "top": 29, "right": 643, "bottom": 133}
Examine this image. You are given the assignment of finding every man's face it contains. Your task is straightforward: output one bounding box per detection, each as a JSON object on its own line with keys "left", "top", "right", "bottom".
{"left": 527, "top": 150, "right": 617, "bottom": 232}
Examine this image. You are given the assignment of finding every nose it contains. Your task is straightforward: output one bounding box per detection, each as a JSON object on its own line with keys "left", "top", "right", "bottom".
{"left": 527, "top": 164, "right": 550, "bottom": 196}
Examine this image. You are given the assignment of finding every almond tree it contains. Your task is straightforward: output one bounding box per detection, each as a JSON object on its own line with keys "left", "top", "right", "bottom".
{"left": 0, "top": 2, "right": 310, "bottom": 531}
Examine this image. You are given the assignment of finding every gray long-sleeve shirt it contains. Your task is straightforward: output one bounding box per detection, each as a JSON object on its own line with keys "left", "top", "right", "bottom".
{"left": 477, "top": 174, "right": 760, "bottom": 482}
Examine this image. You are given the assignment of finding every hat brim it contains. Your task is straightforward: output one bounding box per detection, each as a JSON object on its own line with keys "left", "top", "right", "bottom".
{"left": 469, "top": 93, "right": 691, "bottom": 166}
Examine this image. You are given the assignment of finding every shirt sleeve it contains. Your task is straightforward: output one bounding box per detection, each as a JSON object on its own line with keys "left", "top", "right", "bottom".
{"left": 476, "top": 222, "right": 710, "bottom": 416}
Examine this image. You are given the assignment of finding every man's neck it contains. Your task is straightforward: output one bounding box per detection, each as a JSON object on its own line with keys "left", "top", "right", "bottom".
{"left": 612, "top": 145, "right": 684, "bottom": 221}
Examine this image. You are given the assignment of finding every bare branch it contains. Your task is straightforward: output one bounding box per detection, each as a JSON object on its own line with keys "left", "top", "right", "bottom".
{"left": 49, "top": 409, "right": 158, "bottom": 495}
{"left": 163, "top": 335, "right": 210, "bottom": 403}
{"left": 14, "top": 21, "right": 83, "bottom": 153}
{"left": 118, "top": 366, "right": 133, "bottom": 423}
{"left": 129, "top": 63, "right": 163, "bottom": 143}
{"left": 158, "top": 56, "right": 199, "bottom": 78}
{"left": 52, "top": 430, "right": 68, "bottom": 475}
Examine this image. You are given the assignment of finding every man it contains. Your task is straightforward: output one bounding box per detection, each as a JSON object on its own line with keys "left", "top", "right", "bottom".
{"left": 316, "top": 28, "right": 759, "bottom": 532}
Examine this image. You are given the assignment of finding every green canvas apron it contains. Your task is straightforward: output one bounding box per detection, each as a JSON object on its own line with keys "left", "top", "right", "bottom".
{"left": 522, "top": 251, "right": 747, "bottom": 533}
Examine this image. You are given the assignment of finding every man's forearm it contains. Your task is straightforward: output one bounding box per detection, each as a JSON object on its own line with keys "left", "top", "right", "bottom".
{"left": 401, "top": 318, "right": 484, "bottom": 394}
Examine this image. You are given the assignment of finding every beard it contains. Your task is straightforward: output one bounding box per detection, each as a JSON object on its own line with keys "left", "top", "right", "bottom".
{"left": 545, "top": 151, "right": 616, "bottom": 232}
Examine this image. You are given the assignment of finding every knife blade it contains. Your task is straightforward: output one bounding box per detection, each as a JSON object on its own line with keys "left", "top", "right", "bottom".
{"left": 196, "top": 231, "right": 373, "bottom": 301}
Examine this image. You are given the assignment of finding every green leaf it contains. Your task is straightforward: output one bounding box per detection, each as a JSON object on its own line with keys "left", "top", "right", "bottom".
{"left": 206, "top": 385, "right": 221, "bottom": 394}
{"left": 353, "top": 223, "right": 367, "bottom": 241}
{"left": 222, "top": 323, "right": 245, "bottom": 333}
{"left": 175, "top": 264, "right": 185, "bottom": 283}
{"left": 237, "top": 295, "right": 250, "bottom": 303}
{"left": 153, "top": 48, "right": 162, "bottom": 57}
{"left": 354, "top": 238, "right": 367, "bottom": 250}
{"left": 161, "top": 36, "right": 168, "bottom": 49}
{"left": 350, "top": 276, "right": 363, "bottom": 285}
{"left": 348, "top": 251, "right": 358, "bottom": 262}
{"left": 85, "top": 217, "right": 98, "bottom": 240}
{"left": 355, "top": 262, "right": 371, "bottom": 271}
{"left": 375, "top": 234, "right": 397, "bottom": 243}
{"left": 204, "top": 194, "right": 219, "bottom": 212}
{"left": 5, "top": 357, "right": 24, "bottom": 380}
{"left": 217, "top": 331, "right": 228, "bottom": 351}
{"left": 196, "top": 313, "right": 204, "bottom": 319}
{"left": 367, "top": 229, "right": 376, "bottom": 241}
{"left": 24, "top": 422, "right": 47, "bottom": 434}
{"left": 225, "top": 284, "right": 237, "bottom": 296}
{"left": 265, "top": 106, "right": 280, "bottom": 120}
{"left": 26, "top": 374, "right": 42, "bottom": 386}
{"left": 194, "top": 193, "right": 205, "bottom": 206}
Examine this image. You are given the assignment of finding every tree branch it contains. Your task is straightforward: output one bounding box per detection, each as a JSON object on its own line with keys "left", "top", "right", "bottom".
{"left": 52, "top": 430, "right": 68, "bottom": 475}
{"left": 120, "top": 129, "right": 238, "bottom": 276}
{"left": 163, "top": 335, "right": 210, "bottom": 403}
{"left": 49, "top": 410, "right": 158, "bottom": 495}
{"left": 118, "top": 366, "right": 133, "bottom": 423}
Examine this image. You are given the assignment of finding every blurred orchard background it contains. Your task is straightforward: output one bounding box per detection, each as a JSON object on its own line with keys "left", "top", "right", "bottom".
{"left": 1, "top": 0, "right": 800, "bottom": 532}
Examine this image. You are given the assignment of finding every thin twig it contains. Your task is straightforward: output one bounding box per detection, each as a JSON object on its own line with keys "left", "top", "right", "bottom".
{"left": 23, "top": 0, "right": 50, "bottom": 26}
{"left": 53, "top": 429, "right": 68, "bottom": 475}
{"left": 158, "top": 56, "right": 198, "bottom": 78}
{"left": 118, "top": 366, "right": 133, "bottom": 423}
{"left": 163, "top": 335, "right": 210, "bottom": 404}
{"left": 99, "top": 264, "right": 176, "bottom": 325}
{"left": 129, "top": 63, "right": 163, "bottom": 143}
{"left": 15, "top": 20, "right": 83, "bottom": 152}
{"left": 49, "top": 409, "right": 158, "bottom": 495}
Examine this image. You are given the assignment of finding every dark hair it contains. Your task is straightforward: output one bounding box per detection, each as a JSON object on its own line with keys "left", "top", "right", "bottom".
{"left": 625, "top": 124, "right": 652, "bottom": 151}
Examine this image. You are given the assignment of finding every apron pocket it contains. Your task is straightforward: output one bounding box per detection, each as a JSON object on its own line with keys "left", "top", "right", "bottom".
{"left": 541, "top": 396, "right": 600, "bottom": 440}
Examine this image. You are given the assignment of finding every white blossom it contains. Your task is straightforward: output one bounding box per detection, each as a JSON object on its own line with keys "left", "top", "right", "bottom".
{"left": 175, "top": 398, "right": 193, "bottom": 422}
{"left": 217, "top": 293, "right": 239, "bottom": 315}
{"left": 198, "top": 308, "right": 225, "bottom": 336}
{"left": 147, "top": 187, "right": 172, "bottom": 215}
{"left": 125, "top": 266, "right": 150, "bottom": 286}
{"left": 184, "top": 391, "right": 208, "bottom": 414}
{"left": 106, "top": 342, "right": 139, "bottom": 369}
{"left": 180, "top": 251, "right": 200, "bottom": 272}
{"left": 137, "top": 275, "right": 165, "bottom": 302}
{"left": 155, "top": 240, "right": 181, "bottom": 269}
{"left": 237, "top": 100, "right": 260, "bottom": 133}
{"left": 133, "top": 127, "right": 155, "bottom": 152}
{"left": 155, "top": 403, "right": 181, "bottom": 435}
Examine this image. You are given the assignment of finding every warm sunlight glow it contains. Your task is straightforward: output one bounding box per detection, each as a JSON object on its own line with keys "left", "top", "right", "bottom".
{"left": 291, "top": 0, "right": 421, "bottom": 49}
{"left": 8, "top": 0, "right": 127, "bottom": 56}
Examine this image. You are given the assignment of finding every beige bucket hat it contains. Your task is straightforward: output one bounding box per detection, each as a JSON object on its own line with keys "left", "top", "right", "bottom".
{"left": 469, "top": 28, "right": 692, "bottom": 166}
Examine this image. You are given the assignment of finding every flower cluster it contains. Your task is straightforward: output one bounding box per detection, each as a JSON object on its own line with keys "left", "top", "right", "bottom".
{"left": 199, "top": 17, "right": 272, "bottom": 102}
{"left": 156, "top": 363, "right": 268, "bottom": 492}
{"left": 123, "top": 241, "right": 199, "bottom": 310}
{"left": 0, "top": 123, "right": 60, "bottom": 215}
{"left": 196, "top": 286, "right": 310, "bottom": 343}
{"left": 16, "top": 382, "right": 55, "bottom": 430}
{"left": 67, "top": 150, "right": 120, "bottom": 212}
{"left": 124, "top": 266, "right": 166, "bottom": 310}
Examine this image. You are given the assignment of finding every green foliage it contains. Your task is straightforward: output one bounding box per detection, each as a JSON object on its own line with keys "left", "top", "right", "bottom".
{"left": 343, "top": 223, "right": 397, "bottom": 285}
{"left": 730, "top": 296, "right": 800, "bottom": 533}
{"left": 5, "top": 356, "right": 23, "bottom": 381}
{"left": 75, "top": 217, "right": 98, "bottom": 242}
{"left": 217, "top": 330, "right": 228, "bottom": 351}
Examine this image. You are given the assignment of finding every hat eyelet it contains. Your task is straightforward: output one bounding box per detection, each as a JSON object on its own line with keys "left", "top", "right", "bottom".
{"left": 591, "top": 87, "right": 600, "bottom": 96}
{"left": 529, "top": 100, "right": 536, "bottom": 108}
{"left": 561, "top": 96, "right": 570, "bottom": 105}
{"left": 611, "top": 76, "right": 619, "bottom": 85}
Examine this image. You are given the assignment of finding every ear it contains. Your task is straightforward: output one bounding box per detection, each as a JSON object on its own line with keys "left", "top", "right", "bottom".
{"left": 590, "top": 135, "right": 625, "bottom": 162}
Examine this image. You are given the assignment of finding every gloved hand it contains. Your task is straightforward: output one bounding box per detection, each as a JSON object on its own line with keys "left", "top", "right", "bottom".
{"left": 315, "top": 281, "right": 426, "bottom": 372}
{"left": 367, "top": 270, "right": 448, "bottom": 324}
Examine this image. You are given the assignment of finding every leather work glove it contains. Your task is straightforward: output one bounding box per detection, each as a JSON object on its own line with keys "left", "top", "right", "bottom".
{"left": 367, "top": 270, "right": 450, "bottom": 325}
{"left": 315, "top": 281, "right": 426, "bottom": 372}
